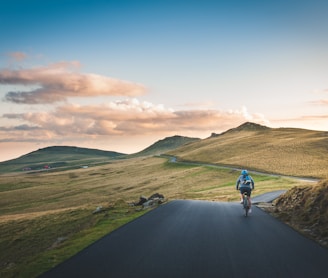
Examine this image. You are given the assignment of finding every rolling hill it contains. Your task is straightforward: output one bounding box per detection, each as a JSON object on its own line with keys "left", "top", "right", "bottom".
{"left": 0, "top": 146, "right": 126, "bottom": 173}
{"left": 167, "top": 122, "right": 328, "bottom": 179}
{"left": 1, "top": 121, "right": 328, "bottom": 178}
{"left": 129, "top": 135, "right": 200, "bottom": 157}
{"left": 0, "top": 135, "right": 200, "bottom": 173}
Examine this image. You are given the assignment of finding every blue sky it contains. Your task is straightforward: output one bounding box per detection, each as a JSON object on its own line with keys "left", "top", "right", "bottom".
{"left": 0, "top": 0, "right": 328, "bottom": 161}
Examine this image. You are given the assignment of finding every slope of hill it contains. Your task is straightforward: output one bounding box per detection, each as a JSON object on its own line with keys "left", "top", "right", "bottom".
{"left": 168, "top": 122, "right": 328, "bottom": 179}
{"left": 128, "top": 135, "right": 200, "bottom": 157}
{"left": 0, "top": 146, "right": 126, "bottom": 173}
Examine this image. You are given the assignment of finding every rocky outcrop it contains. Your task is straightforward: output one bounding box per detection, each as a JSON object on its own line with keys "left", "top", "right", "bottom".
{"left": 133, "top": 193, "right": 165, "bottom": 208}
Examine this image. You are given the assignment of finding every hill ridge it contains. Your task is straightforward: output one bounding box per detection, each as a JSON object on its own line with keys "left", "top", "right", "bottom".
{"left": 168, "top": 122, "right": 328, "bottom": 179}
{"left": 232, "top": 121, "right": 270, "bottom": 131}
{"left": 23, "top": 145, "right": 126, "bottom": 157}
{"left": 210, "top": 122, "right": 270, "bottom": 137}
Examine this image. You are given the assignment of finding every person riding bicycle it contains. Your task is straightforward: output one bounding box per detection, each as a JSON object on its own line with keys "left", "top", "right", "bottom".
{"left": 236, "top": 169, "right": 255, "bottom": 213}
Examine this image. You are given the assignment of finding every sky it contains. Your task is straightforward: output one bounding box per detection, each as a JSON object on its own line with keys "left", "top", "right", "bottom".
{"left": 0, "top": 0, "right": 328, "bottom": 162}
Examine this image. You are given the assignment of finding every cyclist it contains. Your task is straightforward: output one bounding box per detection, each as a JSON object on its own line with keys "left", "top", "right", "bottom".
{"left": 236, "top": 169, "right": 255, "bottom": 212}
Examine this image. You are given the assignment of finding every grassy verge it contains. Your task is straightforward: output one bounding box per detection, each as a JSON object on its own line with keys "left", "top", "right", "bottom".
{"left": 0, "top": 202, "right": 147, "bottom": 278}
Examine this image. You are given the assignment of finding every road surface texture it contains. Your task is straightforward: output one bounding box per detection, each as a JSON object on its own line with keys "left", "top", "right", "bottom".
{"left": 40, "top": 200, "right": 328, "bottom": 278}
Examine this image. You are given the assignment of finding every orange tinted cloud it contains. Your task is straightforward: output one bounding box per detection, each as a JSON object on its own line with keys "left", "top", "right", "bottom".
{"left": 311, "top": 99, "right": 328, "bottom": 106}
{"left": 1, "top": 99, "right": 268, "bottom": 141}
{"left": 0, "top": 62, "right": 146, "bottom": 104}
{"left": 8, "top": 52, "right": 27, "bottom": 61}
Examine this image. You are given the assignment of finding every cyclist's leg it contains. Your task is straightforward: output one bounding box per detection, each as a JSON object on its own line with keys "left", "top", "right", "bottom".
{"left": 239, "top": 189, "right": 244, "bottom": 203}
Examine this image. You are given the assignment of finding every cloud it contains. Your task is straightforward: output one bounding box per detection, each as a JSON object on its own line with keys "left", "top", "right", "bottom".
{"left": 286, "top": 114, "right": 328, "bottom": 121}
{"left": 312, "top": 89, "right": 328, "bottom": 94}
{"left": 0, "top": 124, "right": 40, "bottom": 132}
{"left": 1, "top": 99, "right": 269, "bottom": 142}
{"left": 269, "top": 113, "right": 328, "bottom": 132}
{"left": 310, "top": 99, "right": 328, "bottom": 106}
{"left": 0, "top": 61, "right": 146, "bottom": 104}
{"left": 7, "top": 52, "right": 27, "bottom": 61}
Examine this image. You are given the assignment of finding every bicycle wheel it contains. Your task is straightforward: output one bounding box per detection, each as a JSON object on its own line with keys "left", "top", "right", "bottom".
{"left": 243, "top": 195, "right": 249, "bottom": 217}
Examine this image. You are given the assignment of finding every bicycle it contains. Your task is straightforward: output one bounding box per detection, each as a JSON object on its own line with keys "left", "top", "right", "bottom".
{"left": 242, "top": 192, "right": 250, "bottom": 217}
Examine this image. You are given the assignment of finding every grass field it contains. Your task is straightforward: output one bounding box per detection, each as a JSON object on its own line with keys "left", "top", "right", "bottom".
{"left": 1, "top": 123, "right": 327, "bottom": 277}
{"left": 168, "top": 126, "right": 328, "bottom": 179}
{"left": 0, "top": 156, "right": 311, "bottom": 277}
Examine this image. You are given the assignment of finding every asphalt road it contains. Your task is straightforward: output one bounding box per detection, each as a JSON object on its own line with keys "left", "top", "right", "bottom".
{"left": 252, "top": 190, "right": 287, "bottom": 203}
{"left": 40, "top": 200, "right": 328, "bottom": 278}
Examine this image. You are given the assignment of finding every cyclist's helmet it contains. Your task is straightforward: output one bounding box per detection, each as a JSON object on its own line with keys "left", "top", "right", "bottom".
{"left": 241, "top": 169, "right": 248, "bottom": 176}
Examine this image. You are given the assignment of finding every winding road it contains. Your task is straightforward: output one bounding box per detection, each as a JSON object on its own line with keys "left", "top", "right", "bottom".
{"left": 40, "top": 199, "right": 328, "bottom": 278}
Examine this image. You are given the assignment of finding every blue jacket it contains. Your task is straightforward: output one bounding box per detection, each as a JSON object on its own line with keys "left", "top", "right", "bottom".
{"left": 236, "top": 174, "right": 254, "bottom": 190}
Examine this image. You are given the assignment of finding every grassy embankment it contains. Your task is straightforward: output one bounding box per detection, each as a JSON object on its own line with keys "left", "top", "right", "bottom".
{"left": 271, "top": 179, "right": 328, "bottom": 248}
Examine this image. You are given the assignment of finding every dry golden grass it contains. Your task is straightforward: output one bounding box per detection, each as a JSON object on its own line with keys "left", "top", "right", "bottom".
{"left": 0, "top": 156, "right": 304, "bottom": 218}
{"left": 0, "top": 208, "right": 81, "bottom": 223}
{"left": 270, "top": 179, "right": 328, "bottom": 248}
{"left": 0, "top": 155, "right": 318, "bottom": 277}
{"left": 168, "top": 127, "right": 328, "bottom": 179}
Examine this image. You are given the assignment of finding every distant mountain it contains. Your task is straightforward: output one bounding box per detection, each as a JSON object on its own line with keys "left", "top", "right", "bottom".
{"left": 210, "top": 122, "right": 270, "bottom": 137}
{"left": 0, "top": 136, "right": 201, "bottom": 173}
{"left": 0, "top": 146, "right": 126, "bottom": 173}
{"left": 130, "top": 135, "right": 200, "bottom": 157}
{"left": 226, "top": 121, "right": 270, "bottom": 132}
{"left": 22, "top": 146, "right": 126, "bottom": 161}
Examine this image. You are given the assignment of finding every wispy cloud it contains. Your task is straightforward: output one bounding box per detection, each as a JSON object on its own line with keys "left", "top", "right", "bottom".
{"left": 0, "top": 61, "right": 146, "bottom": 104}
{"left": 287, "top": 114, "right": 328, "bottom": 121}
{"left": 1, "top": 99, "right": 268, "bottom": 142}
{"left": 311, "top": 89, "right": 328, "bottom": 95}
{"left": 7, "top": 52, "right": 27, "bottom": 62}
{"left": 310, "top": 99, "right": 328, "bottom": 106}
{"left": 270, "top": 113, "right": 328, "bottom": 132}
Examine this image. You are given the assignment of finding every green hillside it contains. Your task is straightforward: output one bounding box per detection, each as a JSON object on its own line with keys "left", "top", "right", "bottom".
{"left": 168, "top": 122, "right": 328, "bottom": 179}
{"left": 0, "top": 146, "right": 126, "bottom": 173}
{"left": 0, "top": 135, "right": 200, "bottom": 174}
